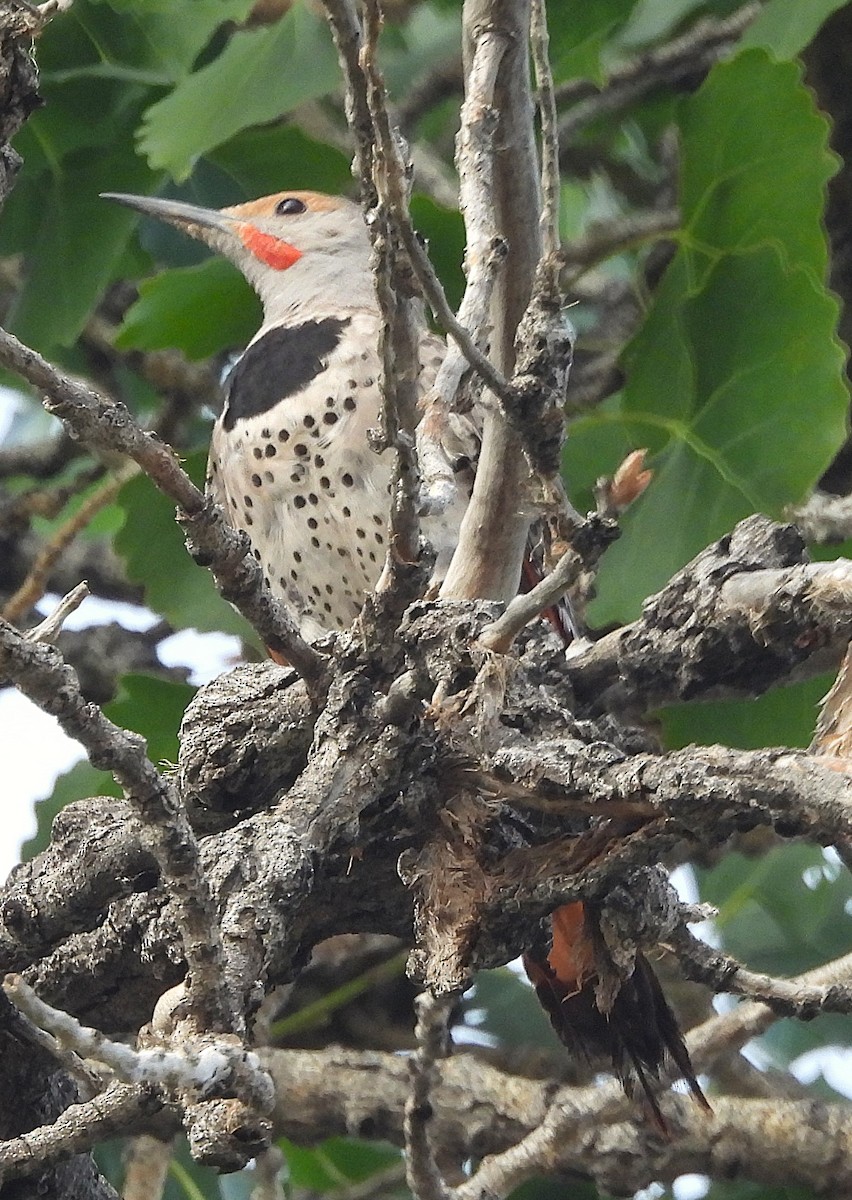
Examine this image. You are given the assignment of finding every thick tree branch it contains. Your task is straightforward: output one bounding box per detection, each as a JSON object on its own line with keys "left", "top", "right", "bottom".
{"left": 567, "top": 516, "right": 852, "bottom": 715}
{"left": 253, "top": 1000, "right": 852, "bottom": 1198}
{"left": 0, "top": 1079, "right": 153, "bottom": 1184}
{"left": 440, "top": 0, "right": 541, "bottom": 601}
{"left": 0, "top": 621, "right": 230, "bottom": 1034}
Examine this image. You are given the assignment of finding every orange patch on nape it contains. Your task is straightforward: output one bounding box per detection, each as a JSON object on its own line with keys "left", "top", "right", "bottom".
{"left": 239, "top": 224, "right": 302, "bottom": 270}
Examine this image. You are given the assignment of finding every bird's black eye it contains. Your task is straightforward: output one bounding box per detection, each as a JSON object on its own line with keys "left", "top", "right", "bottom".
{"left": 275, "top": 197, "right": 307, "bottom": 216}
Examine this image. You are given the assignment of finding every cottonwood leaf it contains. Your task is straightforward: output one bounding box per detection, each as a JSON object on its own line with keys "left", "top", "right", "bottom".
{"left": 114, "top": 453, "right": 253, "bottom": 638}
{"left": 139, "top": 4, "right": 339, "bottom": 179}
{"left": 7, "top": 143, "right": 157, "bottom": 350}
{"left": 565, "top": 52, "right": 847, "bottom": 625}
{"left": 740, "top": 0, "right": 850, "bottom": 60}
{"left": 115, "top": 258, "right": 259, "bottom": 360}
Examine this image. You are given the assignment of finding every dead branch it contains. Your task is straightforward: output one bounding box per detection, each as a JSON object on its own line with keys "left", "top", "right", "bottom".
{"left": 0, "top": 327, "right": 328, "bottom": 692}
{"left": 0, "top": 621, "right": 230, "bottom": 1035}
{"left": 567, "top": 515, "right": 852, "bottom": 715}
{"left": 556, "top": 4, "right": 761, "bottom": 134}
{"left": 440, "top": 0, "right": 542, "bottom": 601}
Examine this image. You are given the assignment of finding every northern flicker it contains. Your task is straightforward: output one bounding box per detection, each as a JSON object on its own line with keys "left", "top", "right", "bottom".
{"left": 104, "top": 190, "right": 469, "bottom": 642}
{"left": 104, "top": 187, "right": 705, "bottom": 1126}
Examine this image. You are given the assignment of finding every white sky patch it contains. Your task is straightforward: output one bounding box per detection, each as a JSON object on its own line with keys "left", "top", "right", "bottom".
{"left": 791, "top": 1046, "right": 852, "bottom": 1098}
{"left": 673, "top": 1175, "right": 710, "bottom": 1200}
{"left": 633, "top": 1184, "right": 665, "bottom": 1200}
{"left": 158, "top": 629, "right": 242, "bottom": 685}
{"left": 37, "top": 591, "right": 160, "bottom": 632}
{"left": 671, "top": 862, "right": 720, "bottom": 947}
{"left": 4, "top": 582, "right": 239, "bottom": 880}
{"left": 0, "top": 691, "right": 84, "bottom": 883}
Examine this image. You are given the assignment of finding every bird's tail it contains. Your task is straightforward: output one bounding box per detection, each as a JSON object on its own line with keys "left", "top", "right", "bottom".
{"left": 524, "top": 902, "right": 710, "bottom": 1132}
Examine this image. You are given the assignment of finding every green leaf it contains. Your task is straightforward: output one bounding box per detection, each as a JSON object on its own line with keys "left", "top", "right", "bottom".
{"left": 20, "top": 674, "right": 194, "bottom": 862}
{"left": 510, "top": 1178, "right": 601, "bottom": 1200}
{"left": 115, "top": 258, "right": 260, "bottom": 359}
{"left": 617, "top": 0, "right": 710, "bottom": 49}
{"left": 545, "top": 0, "right": 628, "bottom": 85}
{"left": 22, "top": 763, "right": 118, "bottom": 862}
{"left": 379, "top": 2, "right": 461, "bottom": 99}
{"left": 472, "top": 967, "right": 556, "bottom": 1051}
{"left": 584, "top": 249, "right": 847, "bottom": 623}
{"left": 660, "top": 674, "right": 833, "bottom": 753}
{"left": 699, "top": 844, "right": 852, "bottom": 977}
{"left": 280, "top": 1138, "right": 401, "bottom": 1192}
{"left": 105, "top": 674, "right": 196, "bottom": 765}
{"left": 761, "top": 1010, "right": 852, "bottom": 1080}
{"left": 39, "top": 0, "right": 255, "bottom": 85}
{"left": 570, "top": 52, "right": 848, "bottom": 625}
{"left": 739, "top": 0, "right": 850, "bottom": 60}
{"left": 139, "top": 3, "right": 339, "bottom": 180}
{"left": 410, "top": 195, "right": 466, "bottom": 311}
{"left": 6, "top": 142, "right": 159, "bottom": 350}
{"left": 208, "top": 124, "right": 352, "bottom": 198}
{"left": 680, "top": 51, "right": 837, "bottom": 280}
{"left": 702, "top": 1185, "right": 823, "bottom": 1200}
{"left": 114, "top": 453, "right": 254, "bottom": 639}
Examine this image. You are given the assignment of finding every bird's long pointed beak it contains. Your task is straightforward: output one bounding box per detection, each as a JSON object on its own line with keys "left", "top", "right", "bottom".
{"left": 101, "top": 192, "right": 235, "bottom": 237}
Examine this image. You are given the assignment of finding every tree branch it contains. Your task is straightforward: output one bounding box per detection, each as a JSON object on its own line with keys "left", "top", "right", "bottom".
{"left": 669, "top": 924, "right": 852, "bottom": 1018}
{"left": 440, "top": 0, "right": 541, "bottom": 601}
{"left": 0, "top": 622, "right": 231, "bottom": 1034}
{"left": 567, "top": 516, "right": 852, "bottom": 716}
{"left": 556, "top": 4, "right": 761, "bottom": 137}
{"left": 0, "top": 327, "right": 328, "bottom": 692}
{"left": 404, "top": 992, "right": 454, "bottom": 1200}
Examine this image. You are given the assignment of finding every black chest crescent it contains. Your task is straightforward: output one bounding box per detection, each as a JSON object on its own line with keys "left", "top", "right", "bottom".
{"left": 222, "top": 317, "right": 350, "bottom": 431}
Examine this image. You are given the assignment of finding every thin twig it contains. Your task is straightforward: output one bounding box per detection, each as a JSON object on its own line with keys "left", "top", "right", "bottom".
{"left": 320, "top": 0, "right": 375, "bottom": 195}
{"left": 24, "top": 581, "right": 90, "bottom": 643}
{"left": 561, "top": 208, "right": 680, "bottom": 286}
{"left": 478, "top": 544, "right": 584, "bottom": 652}
{"left": 404, "top": 991, "right": 454, "bottom": 1200}
{"left": 556, "top": 4, "right": 761, "bottom": 137}
{"left": 669, "top": 925, "right": 852, "bottom": 1018}
{"left": 361, "top": 0, "right": 423, "bottom": 570}
{"left": 530, "top": 0, "right": 560, "bottom": 263}
{"left": 2, "top": 461, "right": 139, "bottom": 624}
{"left": 0, "top": 1082, "right": 154, "bottom": 1179}
{"left": 0, "top": 326, "right": 328, "bottom": 694}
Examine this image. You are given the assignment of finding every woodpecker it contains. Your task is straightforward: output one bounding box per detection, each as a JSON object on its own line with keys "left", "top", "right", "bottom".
{"left": 104, "top": 190, "right": 468, "bottom": 642}
{"left": 104, "top": 188, "right": 705, "bottom": 1125}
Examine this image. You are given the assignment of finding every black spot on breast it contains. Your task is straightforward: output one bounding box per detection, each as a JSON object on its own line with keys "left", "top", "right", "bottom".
{"left": 222, "top": 318, "right": 350, "bottom": 432}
